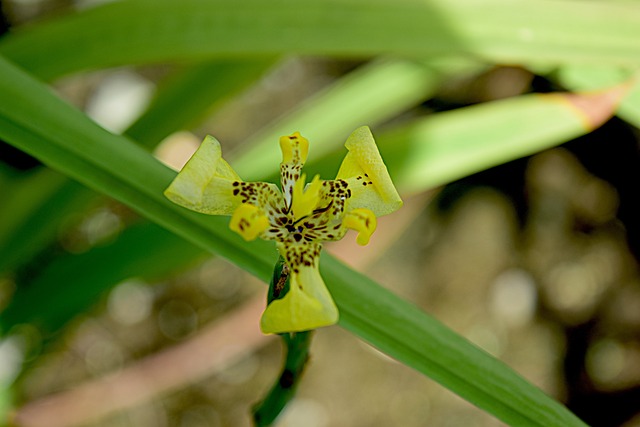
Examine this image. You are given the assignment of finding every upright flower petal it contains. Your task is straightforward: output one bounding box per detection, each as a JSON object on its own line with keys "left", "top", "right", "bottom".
{"left": 279, "top": 132, "right": 309, "bottom": 164}
{"left": 336, "top": 126, "right": 403, "bottom": 217}
{"left": 164, "top": 135, "right": 243, "bottom": 215}
{"left": 261, "top": 242, "right": 339, "bottom": 334}
{"left": 279, "top": 132, "right": 309, "bottom": 210}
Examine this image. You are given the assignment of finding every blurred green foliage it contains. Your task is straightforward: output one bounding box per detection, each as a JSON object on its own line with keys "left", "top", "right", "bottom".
{"left": 1, "top": 0, "right": 640, "bottom": 425}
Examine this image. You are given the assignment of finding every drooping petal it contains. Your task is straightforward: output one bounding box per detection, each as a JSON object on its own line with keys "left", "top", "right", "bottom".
{"left": 164, "top": 136, "right": 282, "bottom": 217}
{"left": 342, "top": 208, "right": 377, "bottom": 245}
{"left": 260, "top": 242, "right": 338, "bottom": 334}
{"left": 336, "top": 126, "right": 403, "bottom": 217}
{"left": 229, "top": 203, "right": 270, "bottom": 241}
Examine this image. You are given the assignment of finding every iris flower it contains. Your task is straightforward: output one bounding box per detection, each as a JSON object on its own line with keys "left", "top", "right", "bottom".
{"left": 164, "top": 126, "right": 402, "bottom": 334}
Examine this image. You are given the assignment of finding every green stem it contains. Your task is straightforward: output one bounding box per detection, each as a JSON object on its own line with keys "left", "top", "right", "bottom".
{"left": 252, "top": 257, "right": 314, "bottom": 426}
{"left": 253, "top": 331, "right": 313, "bottom": 426}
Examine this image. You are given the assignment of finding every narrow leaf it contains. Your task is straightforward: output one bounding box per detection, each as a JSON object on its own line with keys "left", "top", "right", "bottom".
{"left": 127, "top": 58, "right": 276, "bottom": 149}
{"left": 1, "top": 0, "right": 640, "bottom": 80}
{"left": 380, "top": 89, "right": 628, "bottom": 193}
{"left": 0, "top": 169, "right": 82, "bottom": 273}
{"left": 233, "top": 57, "right": 481, "bottom": 180}
{"left": 0, "top": 58, "right": 272, "bottom": 274}
{"left": 0, "top": 54, "right": 587, "bottom": 426}
{"left": 554, "top": 65, "right": 640, "bottom": 129}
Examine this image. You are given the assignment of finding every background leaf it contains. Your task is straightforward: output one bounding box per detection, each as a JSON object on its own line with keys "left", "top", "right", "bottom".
{"left": 2, "top": 0, "right": 640, "bottom": 80}
{"left": 233, "top": 57, "right": 483, "bottom": 180}
{"left": 554, "top": 65, "right": 640, "bottom": 128}
{"left": 126, "top": 58, "right": 277, "bottom": 149}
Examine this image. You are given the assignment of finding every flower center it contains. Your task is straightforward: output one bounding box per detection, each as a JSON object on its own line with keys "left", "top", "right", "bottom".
{"left": 290, "top": 174, "right": 322, "bottom": 221}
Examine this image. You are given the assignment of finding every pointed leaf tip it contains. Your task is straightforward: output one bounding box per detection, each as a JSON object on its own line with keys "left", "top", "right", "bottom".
{"left": 558, "top": 81, "right": 634, "bottom": 130}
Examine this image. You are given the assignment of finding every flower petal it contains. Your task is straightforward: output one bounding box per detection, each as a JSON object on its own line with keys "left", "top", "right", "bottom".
{"left": 164, "top": 135, "right": 242, "bottom": 215}
{"left": 229, "top": 203, "right": 270, "bottom": 241}
{"left": 279, "top": 132, "right": 309, "bottom": 165}
{"left": 279, "top": 132, "right": 309, "bottom": 209}
{"left": 336, "top": 126, "right": 403, "bottom": 217}
{"left": 260, "top": 243, "right": 338, "bottom": 334}
{"left": 342, "top": 208, "right": 377, "bottom": 245}
{"left": 291, "top": 174, "right": 322, "bottom": 220}
{"left": 164, "top": 136, "right": 281, "bottom": 217}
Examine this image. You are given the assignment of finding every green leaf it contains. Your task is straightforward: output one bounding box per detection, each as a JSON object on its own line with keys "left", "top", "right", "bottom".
{"left": 2, "top": 0, "right": 640, "bottom": 80}
{"left": 1, "top": 222, "right": 203, "bottom": 333}
{"left": 0, "top": 53, "right": 586, "bottom": 426}
{"left": 0, "top": 169, "right": 89, "bottom": 274}
{"left": 127, "top": 58, "right": 277, "bottom": 149}
{"left": 379, "top": 91, "right": 621, "bottom": 192}
{"left": 324, "top": 256, "right": 585, "bottom": 427}
{"left": 0, "top": 58, "right": 272, "bottom": 275}
{"left": 553, "top": 65, "right": 640, "bottom": 128}
{"left": 0, "top": 55, "right": 277, "bottom": 279}
{"left": 1, "top": 57, "right": 458, "bottom": 334}
{"left": 233, "top": 57, "right": 482, "bottom": 180}
{"left": 299, "top": 89, "right": 623, "bottom": 195}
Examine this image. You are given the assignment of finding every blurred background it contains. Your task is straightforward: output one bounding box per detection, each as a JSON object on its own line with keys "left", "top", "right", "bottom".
{"left": 1, "top": 1, "right": 640, "bottom": 426}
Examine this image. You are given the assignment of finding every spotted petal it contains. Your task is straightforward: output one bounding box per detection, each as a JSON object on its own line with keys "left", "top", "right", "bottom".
{"left": 260, "top": 243, "right": 339, "bottom": 334}
{"left": 230, "top": 203, "right": 270, "bottom": 241}
{"left": 336, "top": 126, "right": 403, "bottom": 217}
{"left": 164, "top": 135, "right": 243, "bottom": 215}
{"left": 279, "top": 132, "right": 309, "bottom": 210}
{"left": 291, "top": 174, "right": 322, "bottom": 220}
{"left": 165, "top": 136, "right": 281, "bottom": 220}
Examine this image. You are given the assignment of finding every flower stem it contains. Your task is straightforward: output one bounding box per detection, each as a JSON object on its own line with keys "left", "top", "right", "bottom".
{"left": 252, "top": 258, "right": 314, "bottom": 426}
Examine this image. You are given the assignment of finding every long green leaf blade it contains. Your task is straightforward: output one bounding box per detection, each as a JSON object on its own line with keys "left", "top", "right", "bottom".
{"left": 380, "top": 91, "right": 620, "bottom": 193}
{"left": 2, "top": 57, "right": 464, "bottom": 335}
{"left": 2, "top": 0, "right": 640, "bottom": 80}
{"left": 127, "top": 58, "right": 276, "bottom": 149}
{"left": 0, "top": 55, "right": 587, "bottom": 426}
{"left": 0, "top": 58, "right": 272, "bottom": 275}
{"left": 554, "top": 65, "right": 640, "bottom": 128}
{"left": 233, "top": 58, "right": 482, "bottom": 180}
{"left": 0, "top": 170, "right": 84, "bottom": 273}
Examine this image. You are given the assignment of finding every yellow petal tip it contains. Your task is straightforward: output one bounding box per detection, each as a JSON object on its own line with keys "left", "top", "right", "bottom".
{"left": 260, "top": 295, "right": 339, "bottom": 334}
{"left": 279, "top": 132, "right": 310, "bottom": 164}
{"left": 259, "top": 264, "right": 339, "bottom": 334}
{"left": 343, "top": 208, "right": 377, "bottom": 246}
{"left": 336, "top": 128, "right": 402, "bottom": 217}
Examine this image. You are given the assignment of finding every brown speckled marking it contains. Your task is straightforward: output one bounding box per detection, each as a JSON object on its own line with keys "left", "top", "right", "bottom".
{"left": 230, "top": 142, "right": 363, "bottom": 272}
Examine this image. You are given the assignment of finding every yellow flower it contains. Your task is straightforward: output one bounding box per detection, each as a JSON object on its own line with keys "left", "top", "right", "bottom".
{"left": 164, "top": 127, "right": 402, "bottom": 334}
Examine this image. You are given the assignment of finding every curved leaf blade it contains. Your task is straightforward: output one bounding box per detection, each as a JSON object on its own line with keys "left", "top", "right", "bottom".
{"left": 0, "top": 54, "right": 587, "bottom": 426}
{"left": 2, "top": 0, "right": 640, "bottom": 80}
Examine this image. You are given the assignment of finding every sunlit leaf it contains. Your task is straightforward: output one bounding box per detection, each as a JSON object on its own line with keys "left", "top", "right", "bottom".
{"left": 0, "top": 53, "right": 586, "bottom": 427}
{"left": 1, "top": 0, "right": 640, "bottom": 80}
